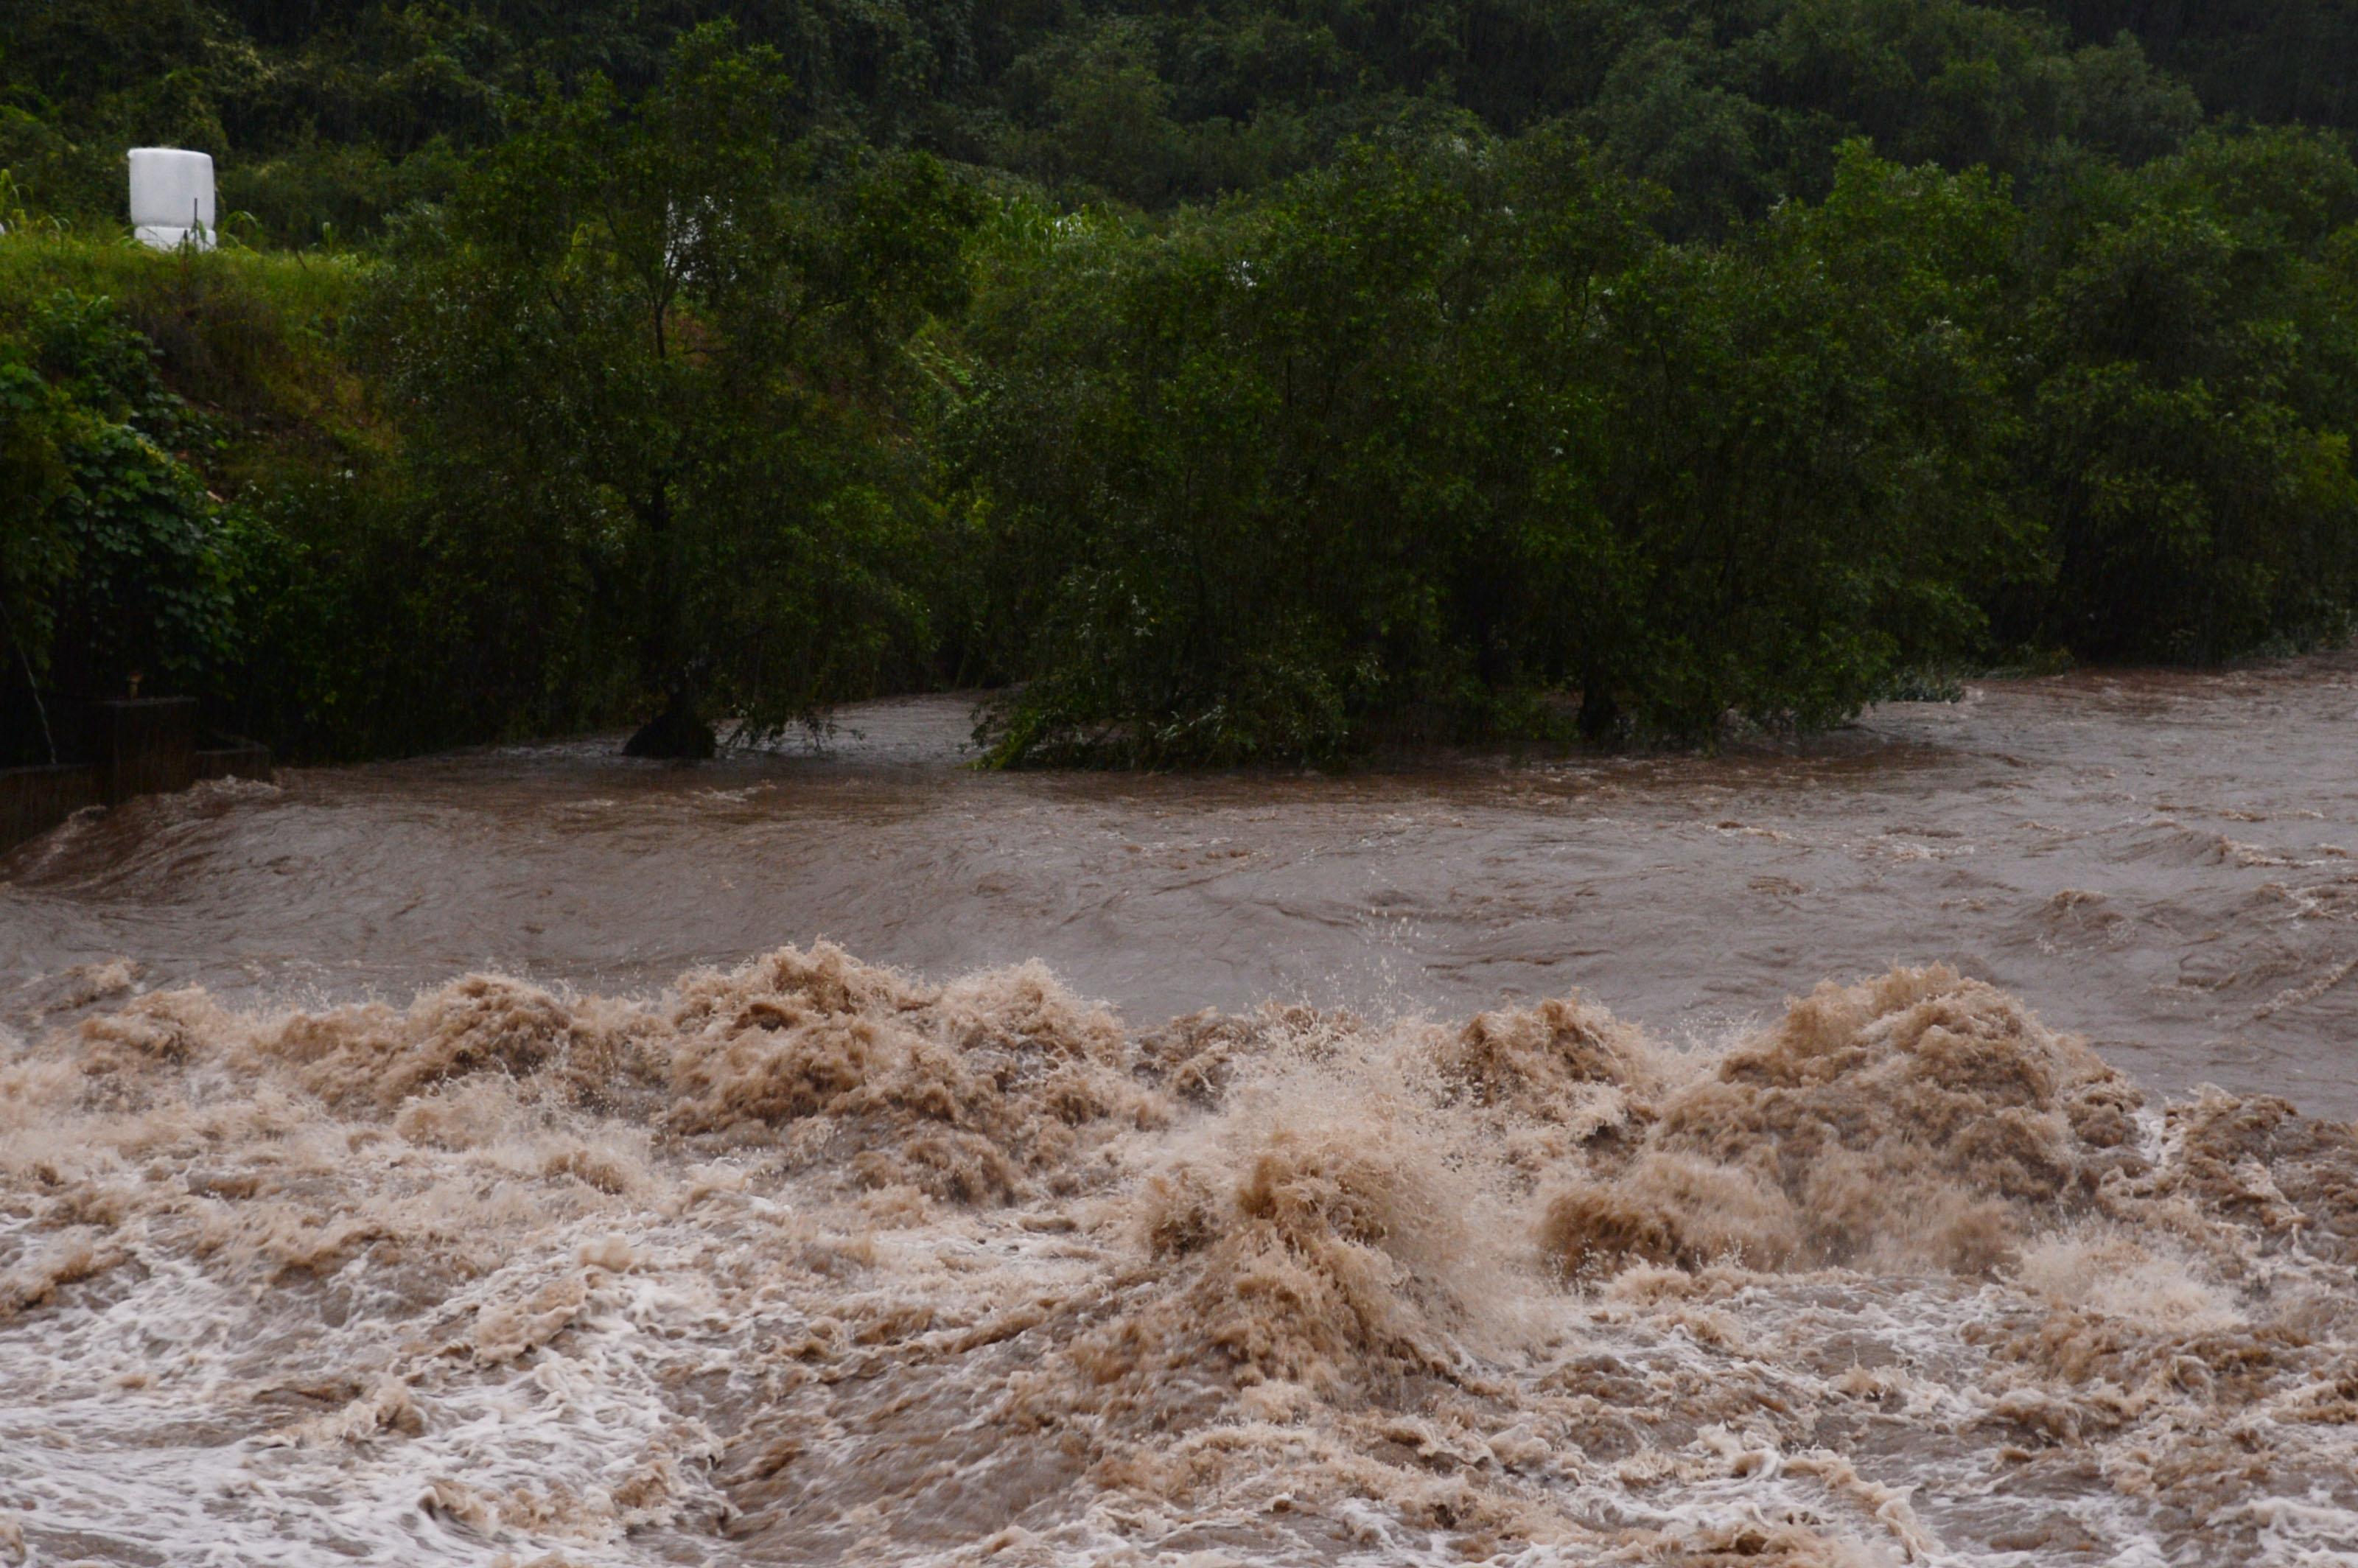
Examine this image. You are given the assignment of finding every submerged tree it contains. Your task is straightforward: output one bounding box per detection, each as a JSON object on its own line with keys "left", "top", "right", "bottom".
{"left": 956, "top": 129, "right": 2043, "bottom": 763}
{"left": 375, "top": 23, "right": 979, "bottom": 755}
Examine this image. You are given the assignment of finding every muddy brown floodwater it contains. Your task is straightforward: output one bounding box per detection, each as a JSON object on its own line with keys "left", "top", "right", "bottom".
{"left": 4, "top": 659, "right": 2357, "bottom": 1567}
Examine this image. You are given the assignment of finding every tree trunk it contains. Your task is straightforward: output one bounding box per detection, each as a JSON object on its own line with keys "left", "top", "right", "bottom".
{"left": 623, "top": 686, "right": 715, "bottom": 759}
{"left": 1578, "top": 682, "right": 1620, "bottom": 744}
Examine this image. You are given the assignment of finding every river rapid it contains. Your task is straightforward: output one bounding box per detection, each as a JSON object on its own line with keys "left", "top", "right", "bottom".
{"left": 3, "top": 661, "right": 2357, "bottom": 1566}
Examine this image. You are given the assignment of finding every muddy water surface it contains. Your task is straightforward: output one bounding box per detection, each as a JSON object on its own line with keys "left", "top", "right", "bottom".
{"left": 4, "top": 661, "right": 2357, "bottom": 1567}
{"left": 10, "top": 661, "right": 2358, "bottom": 1112}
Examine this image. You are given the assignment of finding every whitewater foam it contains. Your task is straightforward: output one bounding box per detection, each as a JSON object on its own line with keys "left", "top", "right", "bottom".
{"left": 3, "top": 947, "right": 2355, "bottom": 1565}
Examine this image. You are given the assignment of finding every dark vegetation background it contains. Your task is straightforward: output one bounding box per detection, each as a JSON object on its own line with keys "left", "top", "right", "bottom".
{"left": 7, "top": 1, "right": 2358, "bottom": 763}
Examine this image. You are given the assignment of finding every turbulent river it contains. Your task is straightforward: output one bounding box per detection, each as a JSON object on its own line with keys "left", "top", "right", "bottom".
{"left": 4, "top": 660, "right": 2358, "bottom": 1566}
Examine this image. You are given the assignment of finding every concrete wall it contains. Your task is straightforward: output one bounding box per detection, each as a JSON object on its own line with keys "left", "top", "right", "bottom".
{"left": 1, "top": 698, "right": 273, "bottom": 855}
{"left": 78, "top": 697, "right": 198, "bottom": 802}
{"left": 197, "top": 742, "right": 274, "bottom": 783}
{"left": 0, "top": 765, "right": 104, "bottom": 854}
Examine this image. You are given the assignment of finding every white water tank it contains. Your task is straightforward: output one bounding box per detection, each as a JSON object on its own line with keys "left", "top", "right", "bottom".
{"left": 129, "top": 147, "right": 216, "bottom": 251}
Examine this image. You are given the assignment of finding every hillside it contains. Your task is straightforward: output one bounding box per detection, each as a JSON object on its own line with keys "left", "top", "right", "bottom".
{"left": 6, "top": 1, "right": 2358, "bottom": 764}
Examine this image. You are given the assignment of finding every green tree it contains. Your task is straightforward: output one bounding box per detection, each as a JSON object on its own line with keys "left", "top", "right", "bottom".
{"left": 1586, "top": 144, "right": 2033, "bottom": 735}
{"left": 0, "top": 290, "right": 242, "bottom": 760}
{"left": 375, "top": 23, "right": 980, "bottom": 754}
{"left": 960, "top": 133, "right": 2038, "bottom": 761}
{"left": 2023, "top": 130, "right": 2358, "bottom": 658}
{"left": 956, "top": 126, "right": 1660, "bottom": 763}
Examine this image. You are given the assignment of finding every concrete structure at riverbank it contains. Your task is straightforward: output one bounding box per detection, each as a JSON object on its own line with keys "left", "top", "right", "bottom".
{"left": 1, "top": 698, "right": 269, "bottom": 853}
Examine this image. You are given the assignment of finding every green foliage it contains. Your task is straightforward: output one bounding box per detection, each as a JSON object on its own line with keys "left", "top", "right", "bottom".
{"left": 1581, "top": 145, "right": 2033, "bottom": 735}
{"left": 4, "top": 0, "right": 2358, "bottom": 769}
{"left": 0, "top": 288, "right": 241, "bottom": 757}
{"left": 957, "top": 136, "right": 2046, "bottom": 761}
{"left": 2020, "top": 129, "right": 2358, "bottom": 659}
{"left": 371, "top": 24, "right": 982, "bottom": 747}
{"left": 2035, "top": 1, "right": 2358, "bottom": 132}
{"left": 956, "top": 129, "right": 1642, "bottom": 761}
{"left": 0, "top": 0, "right": 2233, "bottom": 243}
{"left": 0, "top": 228, "right": 426, "bottom": 759}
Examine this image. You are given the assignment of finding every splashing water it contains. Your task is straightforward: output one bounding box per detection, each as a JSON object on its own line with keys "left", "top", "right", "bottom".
{"left": 4, "top": 945, "right": 2356, "bottom": 1567}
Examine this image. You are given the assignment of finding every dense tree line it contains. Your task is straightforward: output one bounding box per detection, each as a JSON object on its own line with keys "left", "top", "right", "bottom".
{"left": 0, "top": 0, "right": 2242, "bottom": 239}
{"left": 5, "top": 4, "right": 2358, "bottom": 763}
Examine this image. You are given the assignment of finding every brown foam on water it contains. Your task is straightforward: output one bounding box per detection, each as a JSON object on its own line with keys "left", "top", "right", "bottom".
{"left": 1542, "top": 967, "right": 2149, "bottom": 1278}
{"left": 239, "top": 942, "right": 1161, "bottom": 1206}
{"left": 662, "top": 947, "right": 1158, "bottom": 1202}
{"left": 4, "top": 946, "right": 2357, "bottom": 1565}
